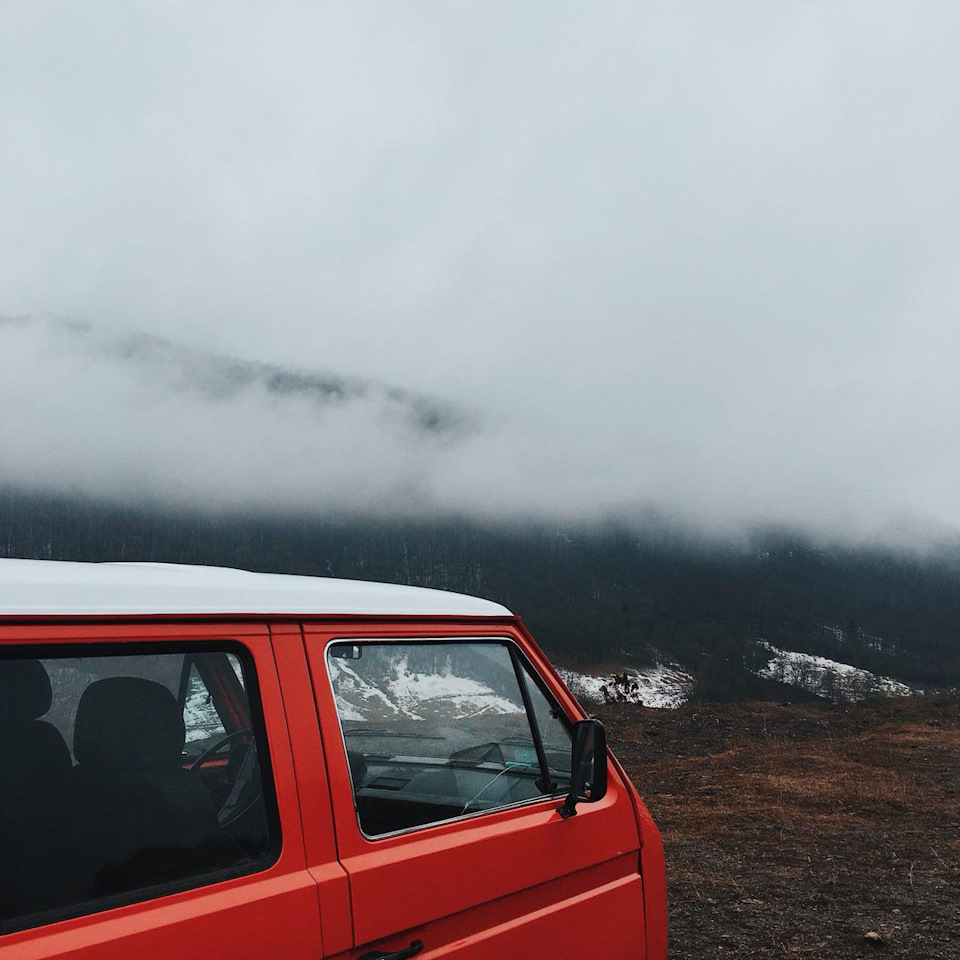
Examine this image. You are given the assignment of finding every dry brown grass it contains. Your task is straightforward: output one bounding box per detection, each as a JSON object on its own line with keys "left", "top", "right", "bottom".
{"left": 601, "top": 693, "right": 960, "bottom": 959}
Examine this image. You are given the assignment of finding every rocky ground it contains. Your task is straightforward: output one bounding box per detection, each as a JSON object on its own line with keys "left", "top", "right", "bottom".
{"left": 601, "top": 693, "right": 960, "bottom": 959}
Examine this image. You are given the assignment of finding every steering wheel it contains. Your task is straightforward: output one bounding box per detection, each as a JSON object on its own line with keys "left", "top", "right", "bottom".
{"left": 189, "top": 728, "right": 253, "bottom": 772}
{"left": 189, "top": 728, "right": 259, "bottom": 825}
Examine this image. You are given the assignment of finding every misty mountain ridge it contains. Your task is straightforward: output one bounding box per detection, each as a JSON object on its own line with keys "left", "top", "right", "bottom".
{"left": 2, "top": 320, "right": 958, "bottom": 702}
{"left": 4, "top": 315, "right": 960, "bottom": 542}
{"left": 2, "top": 487, "right": 958, "bottom": 703}
{"left": 1, "top": 314, "right": 477, "bottom": 442}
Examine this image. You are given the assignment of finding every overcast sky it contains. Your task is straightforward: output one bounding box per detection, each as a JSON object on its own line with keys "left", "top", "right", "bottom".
{"left": 2, "top": 2, "right": 959, "bottom": 542}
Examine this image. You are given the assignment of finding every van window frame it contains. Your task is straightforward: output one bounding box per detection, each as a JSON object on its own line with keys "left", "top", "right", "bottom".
{"left": 323, "top": 635, "right": 574, "bottom": 842}
{"left": 0, "top": 638, "right": 283, "bottom": 937}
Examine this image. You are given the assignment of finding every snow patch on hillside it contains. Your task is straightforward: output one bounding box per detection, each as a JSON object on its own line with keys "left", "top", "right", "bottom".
{"left": 329, "top": 656, "right": 520, "bottom": 721}
{"left": 757, "top": 642, "right": 914, "bottom": 701}
{"left": 388, "top": 656, "right": 520, "bottom": 716}
{"left": 558, "top": 665, "right": 693, "bottom": 709}
{"left": 327, "top": 658, "right": 400, "bottom": 718}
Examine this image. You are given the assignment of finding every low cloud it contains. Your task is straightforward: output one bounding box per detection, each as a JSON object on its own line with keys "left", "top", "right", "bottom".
{"left": 0, "top": 318, "right": 955, "bottom": 546}
{"left": 2, "top": 4, "right": 960, "bottom": 544}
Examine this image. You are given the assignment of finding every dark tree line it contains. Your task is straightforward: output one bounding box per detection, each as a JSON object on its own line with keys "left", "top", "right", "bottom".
{"left": 2, "top": 487, "right": 959, "bottom": 692}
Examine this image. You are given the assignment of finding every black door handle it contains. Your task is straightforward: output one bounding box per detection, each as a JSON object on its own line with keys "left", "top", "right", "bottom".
{"left": 357, "top": 939, "right": 424, "bottom": 960}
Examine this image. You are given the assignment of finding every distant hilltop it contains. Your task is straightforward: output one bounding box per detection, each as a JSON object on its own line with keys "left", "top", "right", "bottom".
{"left": 0, "top": 315, "right": 478, "bottom": 442}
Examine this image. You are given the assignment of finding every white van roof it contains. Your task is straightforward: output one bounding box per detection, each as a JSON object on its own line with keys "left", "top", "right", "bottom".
{"left": 0, "top": 559, "right": 512, "bottom": 618}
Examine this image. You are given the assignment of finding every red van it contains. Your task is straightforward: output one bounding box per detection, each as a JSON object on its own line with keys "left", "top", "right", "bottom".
{"left": 0, "top": 559, "right": 667, "bottom": 959}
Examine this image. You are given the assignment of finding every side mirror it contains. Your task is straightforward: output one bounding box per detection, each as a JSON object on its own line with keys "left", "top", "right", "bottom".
{"left": 558, "top": 718, "right": 608, "bottom": 818}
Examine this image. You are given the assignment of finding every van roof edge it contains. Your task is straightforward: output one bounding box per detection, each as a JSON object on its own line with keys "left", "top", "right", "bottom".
{"left": 0, "top": 559, "right": 513, "bottom": 618}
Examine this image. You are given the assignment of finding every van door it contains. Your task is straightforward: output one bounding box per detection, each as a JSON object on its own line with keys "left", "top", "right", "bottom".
{"left": 0, "top": 621, "right": 324, "bottom": 960}
{"left": 304, "top": 623, "right": 646, "bottom": 960}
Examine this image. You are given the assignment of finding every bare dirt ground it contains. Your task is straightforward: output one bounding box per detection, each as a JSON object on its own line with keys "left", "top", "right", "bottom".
{"left": 600, "top": 693, "right": 960, "bottom": 959}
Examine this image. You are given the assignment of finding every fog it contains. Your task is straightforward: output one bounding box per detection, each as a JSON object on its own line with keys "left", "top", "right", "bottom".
{"left": 2, "top": 3, "right": 959, "bottom": 543}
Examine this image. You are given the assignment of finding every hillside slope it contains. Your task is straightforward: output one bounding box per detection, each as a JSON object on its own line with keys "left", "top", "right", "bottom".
{"left": 1, "top": 488, "right": 958, "bottom": 692}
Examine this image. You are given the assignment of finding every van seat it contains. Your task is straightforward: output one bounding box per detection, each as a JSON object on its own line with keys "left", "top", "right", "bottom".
{"left": 0, "top": 659, "right": 71, "bottom": 923}
{"left": 69, "top": 677, "right": 243, "bottom": 899}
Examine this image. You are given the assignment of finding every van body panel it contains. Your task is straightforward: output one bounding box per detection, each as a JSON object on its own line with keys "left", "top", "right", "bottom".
{"left": 604, "top": 746, "right": 669, "bottom": 960}
{"left": 389, "top": 856, "right": 644, "bottom": 960}
{"left": 0, "top": 621, "right": 324, "bottom": 960}
{"left": 1, "top": 874, "right": 322, "bottom": 960}
{"left": 269, "top": 622, "right": 354, "bottom": 956}
{"left": 0, "top": 575, "right": 666, "bottom": 959}
{"left": 640, "top": 823, "right": 669, "bottom": 960}
{"left": 518, "top": 618, "right": 669, "bottom": 957}
{"left": 332, "top": 791, "right": 641, "bottom": 946}
{"left": 303, "top": 621, "right": 647, "bottom": 958}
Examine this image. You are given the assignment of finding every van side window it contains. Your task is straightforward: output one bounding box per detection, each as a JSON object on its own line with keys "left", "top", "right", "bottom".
{"left": 326, "top": 641, "right": 572, "bottom": 837}
{"left": 0, "top": 647, "right": 278, "bottom": 935}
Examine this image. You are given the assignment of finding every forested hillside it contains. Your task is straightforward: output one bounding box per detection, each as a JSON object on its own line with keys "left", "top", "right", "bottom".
{"left": 3, "top": 487, "right": 959, "bottom": 694}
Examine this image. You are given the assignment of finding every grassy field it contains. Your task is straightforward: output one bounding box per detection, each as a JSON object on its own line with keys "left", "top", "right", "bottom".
{"left": 603, "top": 693, "right": 960, "bottom": 959}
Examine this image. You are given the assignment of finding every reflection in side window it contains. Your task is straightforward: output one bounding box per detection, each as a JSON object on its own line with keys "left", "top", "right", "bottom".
{"left": 326, "top": 641, "right": 572, "bottom": 838}
{"left": 183, "top": 661, "right": 228, "bottom": 745}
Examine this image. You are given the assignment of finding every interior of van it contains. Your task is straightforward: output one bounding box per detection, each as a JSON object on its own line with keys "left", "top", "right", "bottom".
{"left": 0, "top": 649, "right": 273, "bottom": 932}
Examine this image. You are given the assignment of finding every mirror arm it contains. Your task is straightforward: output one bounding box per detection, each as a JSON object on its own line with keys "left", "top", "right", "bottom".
{"left": 557, "top": 792, "right": 579, "bottom": 818}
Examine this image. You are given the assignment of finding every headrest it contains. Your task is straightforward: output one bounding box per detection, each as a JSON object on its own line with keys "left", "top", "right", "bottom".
{"left": 0, "top": 658, "right": 53, "bottom": 722}
{"left": 74, "top": 677, "right": 185, "bottom": 771}
{"left": 0, "top": 720, "right": 71, "bottom": 773}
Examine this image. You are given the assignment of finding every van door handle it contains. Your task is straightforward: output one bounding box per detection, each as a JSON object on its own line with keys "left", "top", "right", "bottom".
{"left": 357, "top": 940, "right": 424, "bottom": 960}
